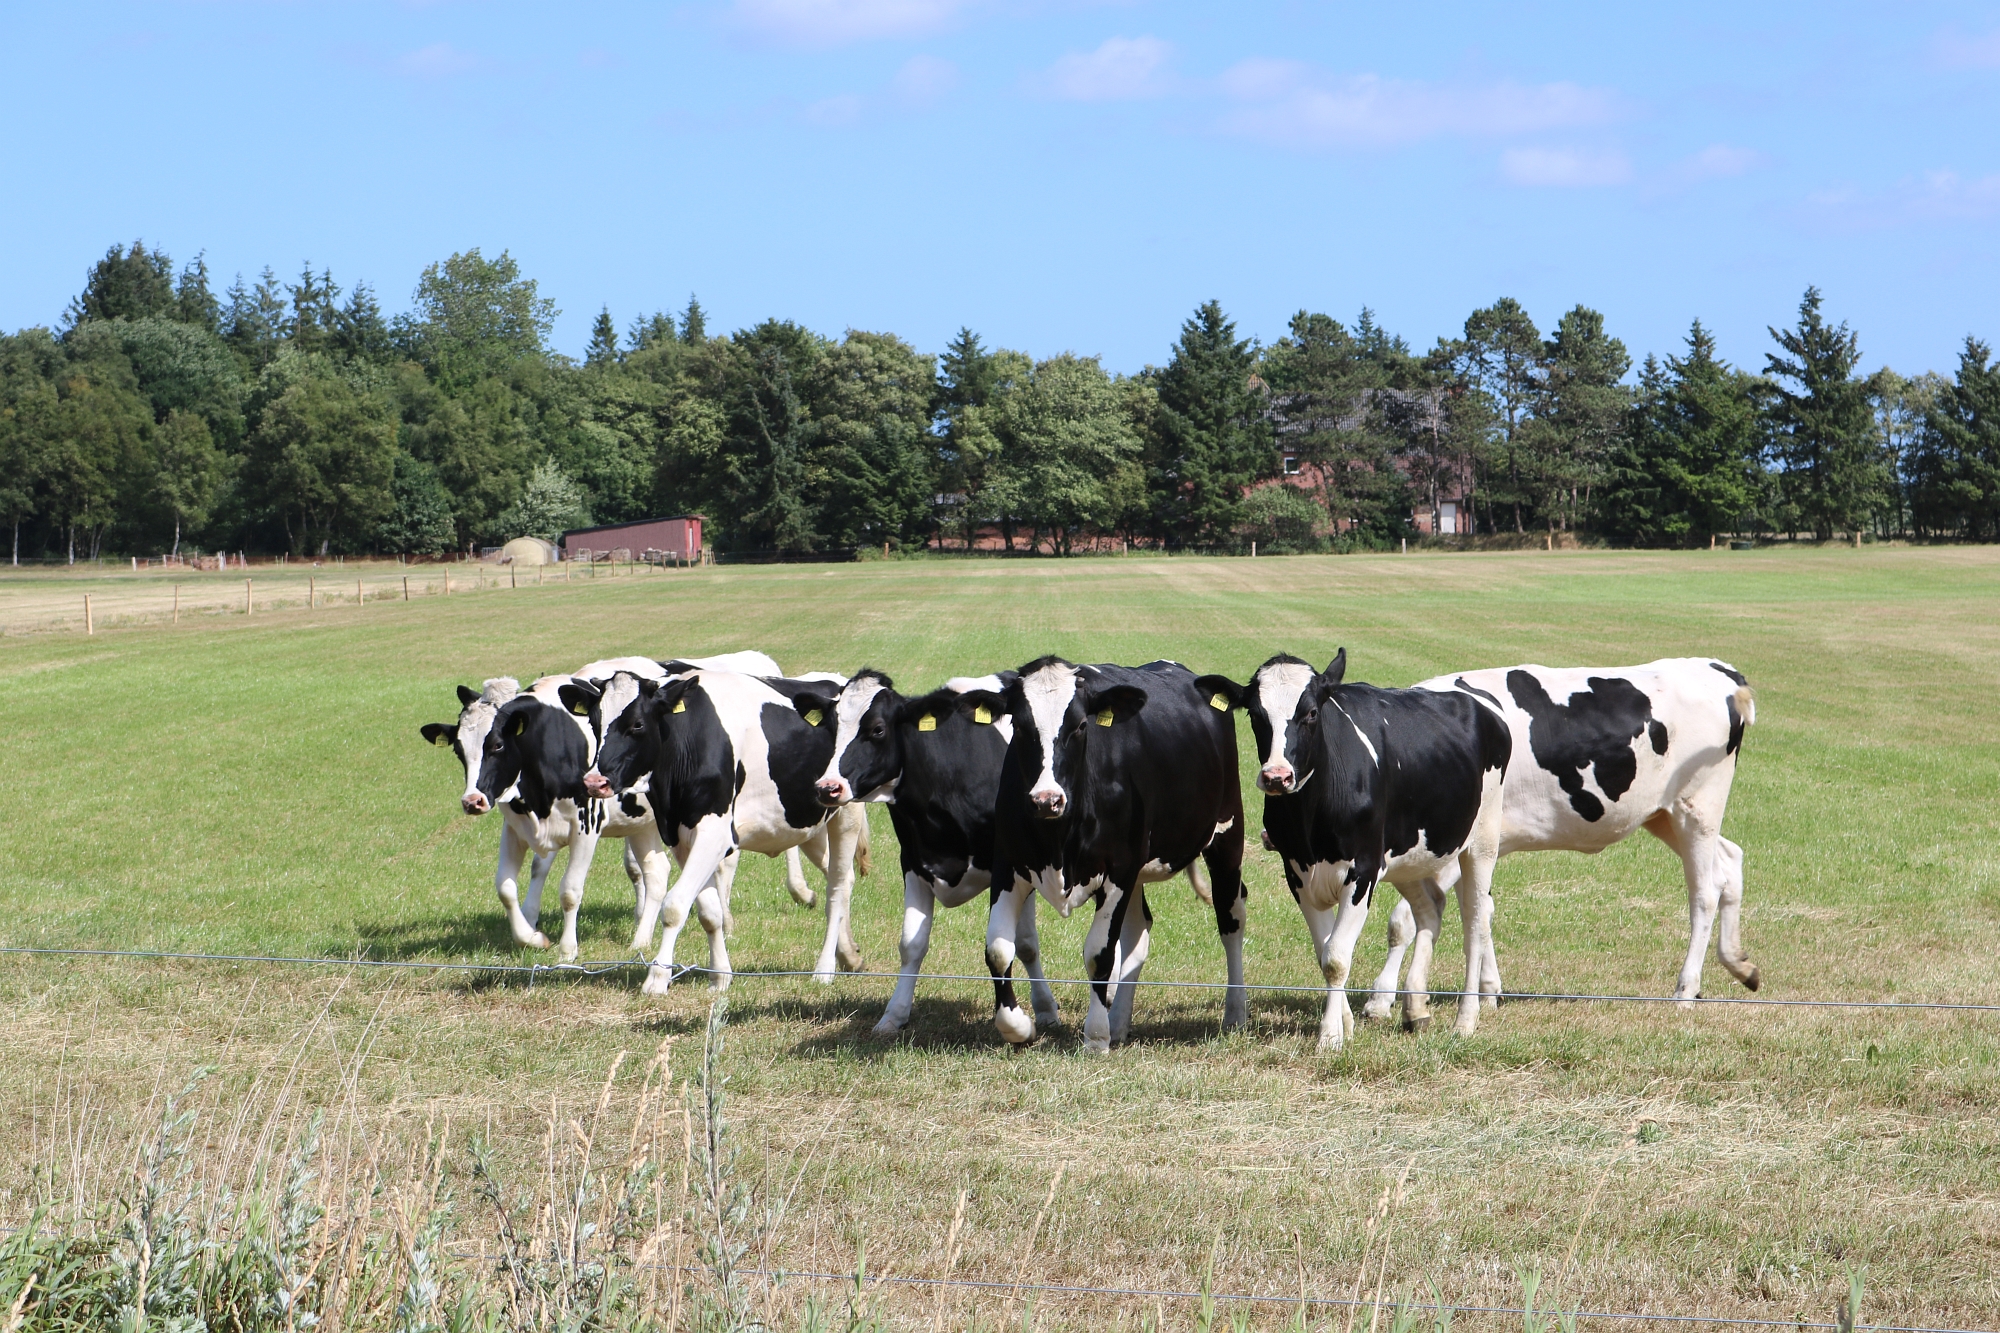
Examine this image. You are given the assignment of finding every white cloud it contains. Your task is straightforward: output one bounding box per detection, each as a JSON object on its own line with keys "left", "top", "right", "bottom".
{"left": 892, "top": 53, "right": 959, "bottom": 102}
{"left": 1932, "top": 25, "right": 2000, "bottom": 69}
{"left": 1035, "top": 36, "right": 1175, "bottom": 102}
{"left": 1499, "top": 146, "right": 1631, "bottom": 187}
{"left": 1673, "top": 143, "right": 1765, "bottom": 182}
{"left": 395, "top": 42, "right": 480, "bottom": 78}
{"left": 1810, "top": 170, "right": 2000, "bottom": 227}
{"left": 732, "top": 0, "right": 965, "bottom": 46}
{"left": 1217, "top": 66, "right": 1618, "bottom": 148}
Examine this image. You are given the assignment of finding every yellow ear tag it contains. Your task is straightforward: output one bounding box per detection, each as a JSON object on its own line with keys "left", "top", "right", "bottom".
{"left": 431, "top": 734, "right": 450, "bottom": 747}
{"left": 916, "top": 714, "right": 937, "bottom": 732}
{"left": 972, "top": 705, "right": 993, "bottom": 725}
{"left": 672, "top": 699, "right": 687, "bottom": 714}
{"left": 805, "top": 709, "right": 822, "bottom": 726}
{"left": 508, "top": 715, "right": 525, "bottom": 736}
{"left": 1210, "top": 693, "right": 1229, "bottom": 711}
{"left": 571, "top": 701, "right": 589, "bottom": 716}
{"left": 1096, "top": 709, "right": 1115, "bottom": 727}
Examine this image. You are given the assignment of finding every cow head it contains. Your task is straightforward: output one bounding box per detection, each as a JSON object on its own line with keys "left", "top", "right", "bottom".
{"left": 585, "top": 674, "right": 699, "bottom": 801}
{"left": 420, "top": 678, "right": 523, "bottom": 815}
{"left": 799, "top": 669, "right": 902, "bottom": 807}
{"left": 1231, "top": 650, "right": 1346, "bottom": 795}
{"left": 961, "top": 657, "right": 1147, "bottom": 820}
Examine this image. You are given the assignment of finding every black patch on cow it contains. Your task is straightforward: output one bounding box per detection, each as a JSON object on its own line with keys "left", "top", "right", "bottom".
{"left": 1709, "top": 661, "right": 1748, "bottom": 686}
{"left": 883, "top": 685, "right": 1015, "bottom": 887}
{"left": 1648, "top": 720, "right": 1669, "bottom": 754}
{"left": 1505, "top": 670, "right": 1656, "bottom": 822}
{"left": 1453, "top": 677, "right": 1502, "bottom": 710}
{"left": 1725, "top": 694, "right": 1745, "bottom": 756}
{"left": 734, "top": 760, "right": 747, "bottom": 795}
{"left": 759, "top": 702, "right": 837, "bottom": 831}
{"left": 620, "top": 793, "right": 643, "bottom": 818}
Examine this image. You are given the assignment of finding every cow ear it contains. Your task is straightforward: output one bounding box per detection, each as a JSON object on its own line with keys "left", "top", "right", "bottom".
{"left": 456, "top": 684, "right": 480, "bottom": 707}
{"left": 649, "top": 676, "right": 694, "bottom": 715}
{"left": 1081, "top": 683, "right": 1148, "bottom": 726}
{"left": 1192, "top": 674, "right": 1245, "bottom": 712}
{"left": 1322, "top": 648, "right": 1347, "bottom": 687}
{"left": 951, "top": 689, "right": 1007, "bottom": 727}
{"left": 558, "top": 681, "right": 601, "bottom": 717}
{"left": 793, "top": 690, "right": 835, "bottom": 727}
{"left": 420, "top": 723, "right": 456, "bottom": 747}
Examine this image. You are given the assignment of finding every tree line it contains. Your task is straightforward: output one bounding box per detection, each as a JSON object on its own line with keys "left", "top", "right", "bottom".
{"left": 2, "top": 239, "right": 1996, "bottom": 564}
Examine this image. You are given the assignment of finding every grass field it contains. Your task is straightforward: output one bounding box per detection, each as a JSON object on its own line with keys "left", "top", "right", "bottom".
{"left": 3, "top": 545, "right": 1998, "bottom": 1330}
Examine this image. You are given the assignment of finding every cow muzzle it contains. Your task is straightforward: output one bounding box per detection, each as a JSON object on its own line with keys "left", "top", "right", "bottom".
{"left": 1029, "top": 788, "right": 1068, "bottom": 820}
{"left": 462, "top": 792, "right": 491, "bottom": 815}
{"left": 815, "top": 777, "right": 850, "bottom": 808}
{"left": 582, "top": 771, "right": 613, "bottom": 800}
{"left": 1258, "top": 763, "right": 1297, "bottom": 795}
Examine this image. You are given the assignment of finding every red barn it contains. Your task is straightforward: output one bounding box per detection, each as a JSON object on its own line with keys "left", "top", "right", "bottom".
{"left": 560, "top": 515, "right": 703, "bottom": 561}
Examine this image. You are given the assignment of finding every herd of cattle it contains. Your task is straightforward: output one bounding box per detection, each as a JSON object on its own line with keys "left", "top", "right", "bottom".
{"left": 420, "top": 648, "right": 1759, "bottom": 1052}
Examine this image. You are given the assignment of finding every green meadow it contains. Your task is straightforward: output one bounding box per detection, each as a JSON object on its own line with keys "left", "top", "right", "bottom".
{"left": 3, "top": 545, "right": 1997, "bottom": 1329}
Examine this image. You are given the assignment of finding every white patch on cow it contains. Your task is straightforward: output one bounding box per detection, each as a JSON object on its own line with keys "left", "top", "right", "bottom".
{"left": 945, "top": 674, "right": 1003, "bottom": 693}
{"left": 1020, "top": 663, "right": 1079, "bottom": 806}
{"left": 1301, "top": 860, "right": 1357, "bottom": 913}
{"left": 454, "top": 677, "right": 520, "bottom": 807}
{"left": 595, "top": 671, "right": 647, "bottom": 742}
{"left": 1253, "top": 660, "right": 1316, "bottom": 778}
{"left": 818, "top": 675, "right": 889, "bottom": 802}
{"left": 1330, "top": 698, "right": 1378, "bottom": 766}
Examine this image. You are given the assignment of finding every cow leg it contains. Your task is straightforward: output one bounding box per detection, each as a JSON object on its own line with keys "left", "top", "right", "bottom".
{"left": 810, "top": 810, "right": 863, "bottom": 983}
{"left": 874, "top": 872, "right": 936, "bottom": 1037}
{"left": 522, "top": 850, "right": 556, "bottom": 926}
{"left": 836, "top": 807, "right": 866, "bottom": 970}
{"left": 784, "top": 843, "right": 817, "bottom": 908}
{"left": 1082, "top": 886, "right": 1135, "bottom": 1054}
{"left": 1017, "top": 891, "right": 1062, "bottom": 1032}
{"left": 1298, "top": 885, "right": 1371, "bottom": 1052}
{"left": 1364, "top": 894, "right": 1418, "bottom": 1020}
{"left": 1714, "top": 837, "right": 1759, "bottom": 990}
{"left": 495, "top": 822, "right": 552, "bottom": 950}
{"left": 629, "top": 833, "right": 674, "bottom": 953}
{"left": 643, "top": 816, "right": 735, "bottom": 995}
{"left": 1451, "top": 851, "right": 1499, "bottom": 1038}
{"left": 986, "top": 876, "right": 1038, "bottom": 1045}
{"left": 622, "top": 841, "right": 645, "bottom": 919}
{"left": 1107, "top": 888, "right": 1152, "bottom": 1047}
{"left": 1400, "top": 881, "right": 1446, "bottom": 1033}
{"left": 1204, "top": 818, "right": 1249, "bottom": 1031}
{"left": 550, "top": 830, "right": 603, "bottom": 964}
{"left": 697, "top": 852, "right": 736, "bottom": 987}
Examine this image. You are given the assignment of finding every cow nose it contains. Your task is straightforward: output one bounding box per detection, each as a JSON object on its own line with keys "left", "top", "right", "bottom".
{"left": 1258, "top": 764, "right": 1295, "bottom": 795}
{"left": 815, "top": 777, "right": 849, "bottom": 807}
{"left": 583, "top": 772, "right": 612, "bottom": 799}
{"left": 1030, "top": 789, "right": 1067, "bottom": 819}
{"left": 462, "top": 792, "right": 490, "bottom": 815}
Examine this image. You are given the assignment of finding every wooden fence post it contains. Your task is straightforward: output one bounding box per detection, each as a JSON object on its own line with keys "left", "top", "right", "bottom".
{"left": 445, "top": 567, "right": 451, "bottom": 595}
{"left": 510, "top": 565, "right": 517, "bottom": 589}
{"left": 357, "top": 578, "right": 363, "bottom": 606}
{"left": 309, "top": 574, "right": 315, "bottom": 607}
{"left": 172, "top": 584, "right": 179, "bottom": 624}
{"left": 84, "top": 594, "right": 93, "bottom": 635}
{"left": 403, "top": 576, "right": 410, "bottom": 601}
{"left": 245, "top": 578, "right": 253, "bottom": 616}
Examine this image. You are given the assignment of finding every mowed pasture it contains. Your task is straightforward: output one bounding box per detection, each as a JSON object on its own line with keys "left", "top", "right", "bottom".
{"left": 2, "top": 546, "right": 1998, "bottom": 1330}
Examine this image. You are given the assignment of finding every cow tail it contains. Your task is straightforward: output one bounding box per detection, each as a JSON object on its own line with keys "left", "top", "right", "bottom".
{"left": 1733, "top": 685, "right": 1756, "bottom": 727}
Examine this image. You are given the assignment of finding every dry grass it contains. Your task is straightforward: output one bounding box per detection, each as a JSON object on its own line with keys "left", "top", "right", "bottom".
{"left": 2, "top": 544, "right": 1998, "bottom": 1328}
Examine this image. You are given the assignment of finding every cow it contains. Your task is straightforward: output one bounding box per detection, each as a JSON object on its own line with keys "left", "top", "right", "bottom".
{"left": 1200, "top": 650, "right": 1512, "bottom": 1049}
{"left": 788, "top": 669, "right": 1066, "bottom": 1037}
{"left": 418, "top": 652, "right": 825, "bottom": 960}
{"left": 958, "top": 657, "right": 1246, "bottom": 1053}
{"left": 576, "top": 667, "right": 872, "bottom": 993}
{"left": 1349, "top": 657, "right": 1760, "bottom": 1015}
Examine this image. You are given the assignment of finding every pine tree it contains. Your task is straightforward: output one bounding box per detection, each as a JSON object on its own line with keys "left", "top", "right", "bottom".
{"left": 1601, "top": 321, "right": 1760, "bottom": 546}
{"left": 626, "top": 311, "right": 675, "bottom": 353}
{"left": 1913, "top": 339, "right": 2000, "bottom": 539}
{"left": 174, "top": 254, "right": 222, "bottom": 332}
{"left": 1146, "top": 300, "right": 1270, "bottom": 548}
{"left": 1454, "top": 299, "right": 1543, "bottom": 532}
{"left": 65, "top": 241, "right": 178, "bottom": 330}
{"left": 586, "top": 307, "right": 620, "bottom": 367}
{"left": 681, "top": 295, "right": 707, "bottom": 344}
{"left": 1762, "top": 287, "right": 1886, "bottom": 540}
{"left": 1524, "top": 306, "right": 1631, "bottom": 536}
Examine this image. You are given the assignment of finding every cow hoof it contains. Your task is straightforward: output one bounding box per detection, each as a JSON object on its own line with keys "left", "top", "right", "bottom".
{"left": 1316, "top": 1034, "right": 1346, "bottom": 1054}
{"left": 812, "top": 969, "right": 836, "bottom": 986}
{"left": 1360, "top": 1003, "right": 1393, "bottom": 1022}
{"left": 1741, "top": 966, "right": 1761, "bottom": 992}
{"left": 640, "top": 967, "right": 675, "bottom": 996}
{"left": 1033, "top": 1010, "right": 1062, "bottom": 1032}
{"left": 790, "top": 888, "right": 817, "bottom": 908}
{"left": 1082, "top": 1037, "right": 1111, "bottom": 1055}
{"left": 995, "top": 1006, "right": 1036, "bottom": 1046}
{"left": 837, "top": 950, "right": 865, "bottom": 973}
{"left": 523, "top": 931, "right": 552, "bottom": 950}
{"left": 869, "top": 1017, "right": 906, "bottom": 1039}
{"left": 1452, "top": 1018, "right": 1479, "bottom": 1039}
{"left": 1403, "top": 1014, "right": 1432, "bottom": 1034}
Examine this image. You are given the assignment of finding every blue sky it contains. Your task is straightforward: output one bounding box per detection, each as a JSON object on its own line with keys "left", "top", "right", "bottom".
{"left": 3, "top": 2, "right": 1998, "bottom": 377}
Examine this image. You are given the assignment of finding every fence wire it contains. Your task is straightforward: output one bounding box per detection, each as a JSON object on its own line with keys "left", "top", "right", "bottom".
{"left": 4, "top": 944, "right": 1999, "bottom": 1013}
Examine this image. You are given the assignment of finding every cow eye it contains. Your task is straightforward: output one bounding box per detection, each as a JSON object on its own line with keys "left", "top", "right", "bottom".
{"left": 1302, "top": 707, "right": 1318, "bottom": 725}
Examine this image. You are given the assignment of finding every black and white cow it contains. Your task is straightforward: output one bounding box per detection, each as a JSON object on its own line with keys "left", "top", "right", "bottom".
{"left": 1203, "top": 650, "right": 1512, "bottom": 1048}
{"left": 418, "top": 652, "right": 819, "bottom": 960}
{"left": 578, "top": 667, "right": 871, "bottom": 993}
{"left": 1349, "top": 657, "right": 1761, "bottom": 1012}
{"left": 961, "top": 657, "right": 1246, "bottom": 1053}
{"left": 791, "top": 668, "right": 1071, "bottom": 1037}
